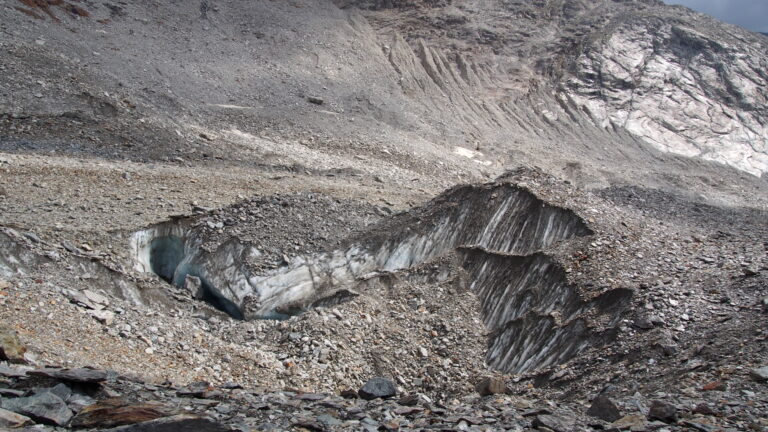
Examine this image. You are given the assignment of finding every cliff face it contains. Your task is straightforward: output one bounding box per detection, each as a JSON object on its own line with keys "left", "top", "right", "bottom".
{"left": 564, "top": 11, "right": 768, "bottom": 176}
{"left": 337, "top": 0, "right": 768, "bottom": 177}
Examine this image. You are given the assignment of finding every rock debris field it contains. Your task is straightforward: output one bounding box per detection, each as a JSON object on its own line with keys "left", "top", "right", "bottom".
{"left": 1, "top": 166, "right": 766, "bottom": 431}
{"left": 0, "top": 0, "right": 767, "bottom": 430}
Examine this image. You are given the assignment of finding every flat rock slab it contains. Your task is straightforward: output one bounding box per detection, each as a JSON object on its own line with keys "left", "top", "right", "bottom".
{"left": 0, "top": 407, "right": 33, "bottom": 428}
{"left": 532, "top": 414, "right": 574, "bottom": 432}
{"left": 0, "top": 365, "right": 28, "bottom": 378}
{"left": 28, "top": 367, "right": 108, "bottom": 383}
{"left": 100, "top": 414, "right": 233, "bottom": 431}
{"left": 0, "top": 391, "right": 73, "bottom": 426}
{"left": 71, "top": 398, "right": 172, "bottom": 428}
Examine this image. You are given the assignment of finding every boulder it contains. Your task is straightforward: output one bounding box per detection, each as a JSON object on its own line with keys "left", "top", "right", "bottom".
{"left": 0, "top": 392, "right": 73, "bottom": 426}
{"left": 0, "top": 325, "right": 26, "bottom": 363}
{"left": 586, "top": 395, "right": 621, "bottom": 422}
{"left": 474, "top": 377, "right": 508, "bottom": 396}
{"left": 358, "top": 377, "right": 397, "bottom": 400}
{"left": 0, "top": 407, "right": 33, "bottom": 428}
{"left": 648, "top": 400, "right": 678, "bottom": 424}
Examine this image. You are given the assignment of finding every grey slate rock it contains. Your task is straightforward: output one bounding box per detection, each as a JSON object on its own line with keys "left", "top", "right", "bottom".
{"left": 587, "top": 395, "right": 622, "bottom": 422}
{"left": 358, "top": 377, "right": 397, "bottom": 400}
{"left": 0, "top": 388, "right": 25, "bottom": 397}
{"left": 28, "top": 367, "right": 108, "bottom": 383}
{"left": 100, "top": 414, "right": 232, "bottom": 431}
{"left": 532, "top": 414, "right": 573, "bottom": 432}
{"left": 38, "top": 383, "right": 72, "bottom": 401}
{"left": 0, "top": 407, "right": 33, "bottom": 428}
{"left": 647, "top": 400, "right": 677, "bottom": 424}
{"left": 1, "top": 391, "right": 73, "bottom": 426}
{"left": 633, "top": 315, "right": 654, "bottom": 330}
{"left": 749, "top": 366, "right": 768, "bottom": 382}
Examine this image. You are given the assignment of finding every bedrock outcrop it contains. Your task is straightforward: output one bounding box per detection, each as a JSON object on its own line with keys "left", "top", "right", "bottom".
{"left": 339, "top": 0, "right": 768, "bottom": 176}
{"left": 565, "top": 16, "right": 768, "bottom": 176}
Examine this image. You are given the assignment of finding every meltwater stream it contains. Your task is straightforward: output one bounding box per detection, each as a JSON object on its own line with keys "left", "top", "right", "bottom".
{"left": 130, "top": 183, "right": 632, "bottom": 373}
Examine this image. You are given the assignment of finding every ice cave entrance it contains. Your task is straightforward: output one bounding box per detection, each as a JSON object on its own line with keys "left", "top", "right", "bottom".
{"left": 148, "top": 236, "right": 244, "bottom": 320}
{"left": 148, "top": 236, "right": 184, "bottom": 283}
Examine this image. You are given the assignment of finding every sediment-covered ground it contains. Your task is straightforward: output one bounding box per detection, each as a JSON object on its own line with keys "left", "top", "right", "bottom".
{"left": 1, "top": 0, "right": 767, "bottom": 431}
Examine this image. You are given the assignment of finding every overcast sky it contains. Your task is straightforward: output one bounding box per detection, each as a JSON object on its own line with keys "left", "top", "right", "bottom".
{"left": 663, "top": 0, "right": 768, "bottom": 32}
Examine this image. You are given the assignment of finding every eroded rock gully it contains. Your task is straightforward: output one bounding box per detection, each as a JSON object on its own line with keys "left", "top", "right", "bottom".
{"left": 131, "top": 183, "right": 631, "bottom": 374}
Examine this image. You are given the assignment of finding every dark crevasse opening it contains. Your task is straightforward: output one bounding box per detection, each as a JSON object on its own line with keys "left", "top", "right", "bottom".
{"left": 148, "top": 235, "right": 244, "bottom": 320}
{"left": 196, "top": 276, "right": 245, "bottom": 320}
{"left": 149, "top": 236, "right": 184, "bottom": 283}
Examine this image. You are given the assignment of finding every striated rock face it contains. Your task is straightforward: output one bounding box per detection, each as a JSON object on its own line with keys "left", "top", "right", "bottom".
{"left": 341, "top": 0, "right": 768, "bottom": 176}
{"left": 3, "top": 0, "right": 766, "bottom": 196}
{"left": 565, "top": 16, "right": 768, "bottom": 176}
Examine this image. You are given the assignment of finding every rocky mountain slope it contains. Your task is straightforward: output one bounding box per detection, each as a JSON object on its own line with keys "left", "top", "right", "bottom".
{"left": 0, "top": 0, "right": 766, "bottom": 431}
{"left": 339, "top": 0, "right": 768, "bottom": 176}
